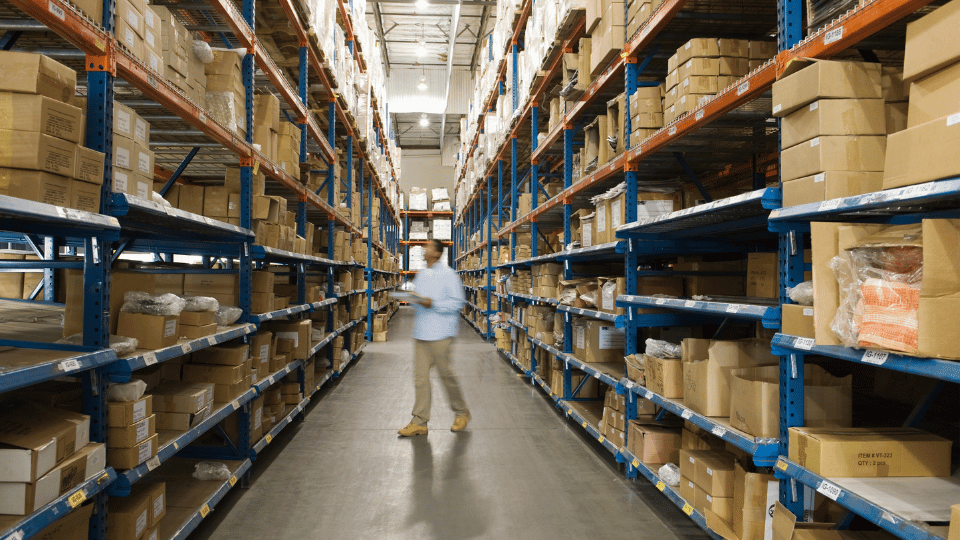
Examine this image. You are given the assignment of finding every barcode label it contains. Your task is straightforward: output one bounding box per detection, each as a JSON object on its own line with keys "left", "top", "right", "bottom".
{"left": 655, "top": 298, "right": 667, "bottom": 305}
{"left": 206, "top": 337, "right": 217, "bottom": 346}
{"left": 60, "top": 359, "right": 82, "bottom": 372}
{"left": 818, "top": 199, "right": 841, "bottom": 212}
{"left": 772, "top": 104, "right": 782, "bottom": 114}
{"left": 824, "top": 27, "right": 843, "bottom": 45}
{"left": 681, "top": 410, "right": 693, "bottom": 419}
{"left": 862, "top": 350, "right": 889, "bottom": 365}
{"left": 48, "top": 1, "right": 65, "bottom": 19}
{"left": 143, "top": 352, "right": 158, "bottom": 366}
{"left": 725, "top": 304, "right": 740, "bottom": 313}
{"left": 712, "top": 426, "right": 727, "bottom": 437}
{"left": 199, "top": 112, "right": 206, "bottom": 124}
{"left": 684, "top": 300, "right": 696, "bottom": 308}
{"left": 817, "top": 480, "right": 842, "bottom": 500}
{"left": 695, "top": 110, "right": 704, "bottom": 121}
{"left": 644, "top": 391, "right": 653, "bottom": 399}
{"left": 145, "top": 456, "right": 160, "bottom": 471}
{"left": 810, "top": 102, "right": 819, "bottom": 111}
{"left": 795, "top": 337, "right": 815, "bottom": 350}
{"left": 668, "top": 127, "right": 677, "bottom": 136}
{"left": 737, "top": 81, "right": 750, "bottom": 95}
{"left": 947, "top": 113, "right": 960, "bottom": 127}
{"left": 182, "top": 342, "right": 193, "bottom": 353}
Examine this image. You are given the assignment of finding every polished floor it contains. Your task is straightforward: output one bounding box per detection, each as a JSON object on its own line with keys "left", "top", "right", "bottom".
{"left": 193, "top": 307, "right": 710, "bottom": 540}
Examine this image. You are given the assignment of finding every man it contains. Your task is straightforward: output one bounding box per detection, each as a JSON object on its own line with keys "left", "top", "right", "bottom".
{"left": 398, "top": 238, "right": 470, "bottom": 437}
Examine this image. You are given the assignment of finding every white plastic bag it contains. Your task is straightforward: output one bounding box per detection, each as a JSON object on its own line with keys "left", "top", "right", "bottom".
{"left": 193, "top": 461, "right": 231, "bottom": 481}
{"left": 786, "top": 281, "right": 814, "bottom": 306}
{"left": 182, "top": 296, "right": 219, "bottom": 312}
{"left": 192, "top": 40, "right": 214, "bottom": 63}
{"left": 107, "top": 380, "right": 147, "bottom": 402}
{"left": 57, "top": 334, "right": 139, "bottom": 355}
{"left": 644, "top": 338, "right": 682, "bottom": 359}
{"left": 121, "top": 292, "right": 186, "bottom": 316}
{"left": 215, "top": 306, "right": 243, "bottom": 326}
{"left": 658, "top": 463, "right": 681, "bottom": 487}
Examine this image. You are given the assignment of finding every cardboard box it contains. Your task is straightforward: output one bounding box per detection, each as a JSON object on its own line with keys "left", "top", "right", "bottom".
{"left": 106, "top": 433, "right": 156, "bottom": 469}
{"left": 263, "top": 319, "right": 311, "bottom": 360}
{"left": 108, "top": 480, "right": 152, "bottom": 539}
{"left": 191, "top": 344, "right": 249, "bottom": 366}
{"left": 30, "top": 497, "right": 93, "bottom": 540}
{"left": 772, "top": 59, "right": 881, "bottom": 117}
{"left": 907, "top": 58, "right": 960, "bottom": 125}
{"left": 696, "top": 486, "right": 733, "bottom": 523}
{"left": 679, "top": 58, "right": 720, "bottom": 79}
{"left": 781, "top": 99, "right": 885, "bottom": 149}
{"left": 782, "top": 171, "right": 884, "bottom": 207}
{"left": 695, "top": 451, "right": 735, "bottom": 497}
{"left": 677, "top": 38, "right": 720, "bottom": 64}
{"left": 781, "top": 303, "right": 815, "bottom": 338}
{"left": 0, "top": 168, "right": 70, "bottom": 207}
{"left": 645, "top": 354, "right": 683, "bottom": 398}
{"left": 0, "top": 93, "right": 83, "bottom": 143}
{"left": 108, "top": 395, "right": 152, "bottom": 428}
{"left": 182, "top": 362, "right": 246, "bottom": 385}
{"left": 575, "top": 320, "right": 624, "bottom": 363}
{"left": 680, "top": 75, "right": 718, "bottom": 95}
{"left": 902, "top": 0, "right": 960, "bottom": 82}
{"left": 680, "top": 476, "right": 697, "bottom": 506}
{"left": 788, "top": 427, "right": 952, "bottom": 477}
{"left": 780, "top": 135, "right": 886, "bottom": 183}
{"left": 683, "top": 339, "right": 777, "bottom": 417}
{"left": 746, "top": 252, "right": 778, "bottom": 298}
{"left": 117, "top": 312, "right": 179, "bottom": 350}
{"left": 180, "top": 310, "right": 215, "bottom": 327}
{"left": 0, "top": 52, "right": 77, "bottom": 104}
{"left": 139, "top": 482, "right": 166, "bottom": 528}
{"left": 886, "top": 101, "right": 909, "bottom": 135}
{"left": 628, "top": 422, "right": 680, "bottom": 465}
{"left": 883, "top": 112, "right": 960, "bottom": 190}
{"left": 0, "top": 442, "right": 105, "bottom": 515}
{"left": 0, "top": 130, "right": 77, "bottom": 177}
{"left": 107, "top": 415, "right": 156, "bottom": 448}
{"left": 150, "top": 382, "right": 213, "bottom": 413}
{"left": 733, "top": 463, "right": 778, "bottom": 540}
{"left": 155, "top": 407, "right": 209, "bottom": 431}
{"left": 679, "top": 448, "right": 714, "bottom": 480}
{"left": 729, "top": 365, "right": 851, "bottom": 438}
{"left": 75, "top": 146, "right": 105, "bottom": 185}
{"left": 0, "top": 401, "right": 90, "bottom": 482}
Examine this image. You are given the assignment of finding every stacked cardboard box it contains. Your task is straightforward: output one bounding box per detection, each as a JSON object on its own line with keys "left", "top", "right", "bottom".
{"left": 151, "top": 381, "right": 213, "bottom": 437}
{"left": 588, "top": 0, "right": 626, "bottom": 77}
{"left": 0, "top": 400, "right": 103, "bottom": 515}
{"left": 107, "top": 100, "right": 154, "bottom": 199}
{"left": 748, "top": 40, "right": 776, "bottom": 71}
{"left": 432, "top": 187, "right": 451, "bottom": 211}
{"left": 107, "top": 394, "right": 157, "bottom": 472}
{"left": 679, "top": 449, "right": 736, "bottom": 523}
{"left": 187, "top": 343, "right": 252, "bottom": 402}
{"left": 277, "top": 121, "right": 302, "bottom": 178}
{"left": 205, "top": 49, "right": 246, "bottom": 136}
{"left": 408, "top": 186, "right": 428, "bottom": 210}
{"left": 774, "top": 60, "right": 885, "bottom": 205}
{"left": 681, "top": 338, "right": 777, "bottom": 417}
{"left": 253, "top": 93, "right": 280, "bottom": 163}
{"left": 178, "top": 310, "right": 217, "bottom": 340}
{"left": 626, "top": 0, "right": 663, "bottom": 37}
{"left": 532, "top": 263, "right": 562, "bottom": 299}
{"left": 599, "top": 387, "right": 630, "bottom": 448}
{"left": 117, "top": 310, "right": 180, "bottom": 350}
{"left": 0, "top": 52, "right": 107, "bottom": 212}
{"left": 108, "top": 482, "right": 165, "bottom": 540}
{"left": 628, "top": 421, "right": 681, "bottom": 466}
{"left": 883, "top": 0, "right": 960, "bottom": 190}
{"left": 249, "top": 331, "right": 273, "bottom": 382}
{"left": 184, "top": 273, "right": 239, "bottom": 309}
{"left": 628, "top": 85, "right": 664, "bottom": 146}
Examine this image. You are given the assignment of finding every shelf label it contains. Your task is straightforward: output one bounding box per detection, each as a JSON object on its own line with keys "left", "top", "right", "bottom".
{"left": 668, "top": 127, "right": 677, "bottom": 136}
{"left": 182, "top": 342, "right": 194, "bottom": 353}
{"left": 682, "top": 503, "right": 693, "bottom": 515}
{"left": 48, "top": 1, "right": 65, "bottom": 19}
{"left": 581, "top": 421, "right": 587, "bottom": 428}
{"left": 772, "top": 104, "right": 782, "bottom": 114}
{"left": 861, "top": 350, "right": 888, "bottom": 365}
{"left": 794, "top": 337, "right": 815, "bottom": 350}
{"left": 146, "top": 456, "right": 160, "bottom": 471}
{"left": 684, "top": 300, "right": 696, "bottom": 308}
{"left": 711, "top": 426, "right": 727, "bottom": 438}
{"left": 694, "top": 109, "right": 705, "bottom": 121}
{"left": 817, "top": 480, "right": 842, "bottom": 501}
{"left": 655, "top": 298, "right": 667, "bottom": 305}
{"left": 948, "top": 113, "right": 960, "bottom": 127}
{"left": 823, "top": 26, "right": 843, "bottom": 45}
{"left": 644, "top": 391, "right": 653, "bottom": 400}
{"left": 143, "top": 352, "right": 158, "bottom": 366}
{"left": 199, "top": 505, "right": 210, "bottom": 518}
{"left": 68, "top": 490, "right": 86, "bottom": 508}
{"left": 593, "top": 372, "right": 601, "bottom": 379}
{"left": 8, "top": 530, "right": 23, "bottom": 540}
{"left": 147, "top": 75, "right": 158, "bottom": 89}
{"left": 656, "top": 481, "right": 665, "bottom": 491}
{"left": 681, "top": 410, "right": 693, "bottom": 420}
{"left": 737, "top": 81, "right": 750, "bottom": 95}
{"left": 205, "top": 336, "right": 218, "bottom": 347}
{"left": 598, "top": 435, "right": 605, "bottom": 443}
{"left": 265, "top": 434, "right": 273, "bottom": 444}
{"left": 776, "top": 460, "right": 788, "bottom": 471}
{"left": 59, "top": 359, "right": 82, "bottom": 373}
{"left": 725, "top": 304, "right": 740, "bottom": 314}
{"left": 632, "top": 459, "right": 640, "bottom": 468}
{"left": 818, "top": 199, "right": 841, "bottom": 212}
{"left": 229, "top": 476, "right": 237, "bottom": 487}
{"left": 231, "top": 400, "right": 240, "bottom": 411}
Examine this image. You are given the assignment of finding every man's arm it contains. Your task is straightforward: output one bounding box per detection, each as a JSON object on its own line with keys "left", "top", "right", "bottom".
{"left": 431, "top": 271, "right": 465, "bottom": 314}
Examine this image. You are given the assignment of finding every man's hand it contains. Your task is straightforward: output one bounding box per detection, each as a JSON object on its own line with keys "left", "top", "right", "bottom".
{"left": 419, "top": 298, "right": 433, "bottom": 308}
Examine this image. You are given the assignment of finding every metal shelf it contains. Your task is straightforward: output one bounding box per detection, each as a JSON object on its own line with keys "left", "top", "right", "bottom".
{"left": 0, "top": 346, "right": 117, "bottom": 394}
{"left": 556, "top": 305, "right": 625, "bottom": 327}
{"left": 0, "top": 195, "right": 120, "bottom": 239}
{"left": 159, "top": 459, "right": 252, "bottom": 540}
{"left": 249, "top": 303, "right": 316, "bottom": 324}
{"left": 499, "top": 348, "right": 528, "bottom": 374}
{"left": 774, "top": 457, "right": 953, "bottom": 540}
{"left": 508, "top": 318, "right": 526, "bottom": 331}
{"left": 560, "top": 401, "right": 621, "bottom": 457}
{"left": 616, "top": 295, "right": 780, "bottom": 329}
{"left": 768, "top": 179, "right": 960, "bottom": 232}
{"left": 252, "top": 397, "right": 308, "bottom": 456}
{"left": 623, "top": 379, "right": 779, "bottom": 465}
{"left": 536, "top": 341, "right": 622, "bottom": 388}
{"left": 252, "top": 359, "right": 303, "bottom": 395}
{"left": 509, "top": 293, "right": 559, "bottom": 305}
{"left": 251, "top": 246, "right": 340, "bottom": 266}
{"left": 772, "top": 333, "right": 960, "bottom": 384}
{"left": 0, "top": 468, "right": 116, "bottom": 540}
{"left": 108, "top": 194, "right": 254, "bottom": 243}
{"left": 108, "top": 389, "right": 258, "bottom": 496}
{"left": 617, "top": 188, "right": 780, "bottom": 240}
{"left": 105, "top": 323, "right": 257, "bottom": 383}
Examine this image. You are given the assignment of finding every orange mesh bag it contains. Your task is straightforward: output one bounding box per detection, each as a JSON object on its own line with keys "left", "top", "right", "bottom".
{"left": 858, "top": 277, "right": 920, "bottom": 353}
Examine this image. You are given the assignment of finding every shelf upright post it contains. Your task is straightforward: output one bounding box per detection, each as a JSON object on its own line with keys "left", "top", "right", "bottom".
{"left": 529, "top": 101, "right": 540, "bottom": 375}
{"left": 622, "top": 57, "right": 640, "bottom": 469}
{"left": 82, "top": 3, "right": 115, "bottom": 535}
{"left": 561, "top": 121, "right": 574, "bottom": 400}
{"left": 486, "top": 179, "right": 493, "bottom": 338}
{"left": 296, "top": 42, "right": 309, "bottom": 308}
{"left": 326, "top": 101, "right": 337, "bottom": 371}
{"left": 777, "top": 0, "right": 806, "bottom": 518}
{"left": 366, "top": 168, "right": 374, "bottom": 340}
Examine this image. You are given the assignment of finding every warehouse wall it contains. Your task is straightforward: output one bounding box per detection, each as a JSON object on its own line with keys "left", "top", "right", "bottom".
{"left": 400, "top": 150, "right": 455, "bottom": 201}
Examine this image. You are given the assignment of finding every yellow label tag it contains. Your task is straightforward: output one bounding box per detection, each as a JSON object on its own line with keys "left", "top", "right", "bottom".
{"left": 174, "top": 443, "right": 179, "bottom": 450}
{"left": 98, "top": 473, "right": 110, "bottom": 484}
{"left": 632, "top": 459, "right": 640, "bottom": 468}
{"left": 253, "top": 161, "right": 260, "bottom": 175}
{"left": 68, "top": 490, "right": 86, "bottom": 508}
{"left": 598, "top": 436, "right": 605, "bottom": 443}
{"left": 776, "top": 460, "right": 788, "bottom": 471}
{"left": 656, "top": 481, "right": 665, "bottom": 491}
{"left": 581, "top": 421, "right": 587, "bottom": 428}
{"left": 95, "top": 39, "right": 105, "bottom": 52}
{"left": 200, "top": 505, "right": 210, "bottom": 518}
{"left": 229, "top": 476, "right": 237, "bottom": 486}
{"left": 682, "top": 503, "right": 693, "bottom": 515}
{"left": 265, "top": 434, "right": 273, "bottom": 444}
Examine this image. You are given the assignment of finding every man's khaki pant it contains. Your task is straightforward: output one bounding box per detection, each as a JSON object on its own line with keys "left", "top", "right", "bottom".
{"left": 412, "top": 338, "right": 468, "bottom": 426}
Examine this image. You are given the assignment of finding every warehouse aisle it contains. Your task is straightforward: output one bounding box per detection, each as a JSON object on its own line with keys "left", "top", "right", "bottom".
{"left": 193, "top": 307, "right": 709, "bottom": 540}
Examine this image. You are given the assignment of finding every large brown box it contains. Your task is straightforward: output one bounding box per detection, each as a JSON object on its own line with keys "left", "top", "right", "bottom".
{"left": 683, "top": 339, "right": 777, "bottom": 417}
{"left": 628, "top": 422, "right": 680, "bottom": 465}
{"left": 0, "top": 52, "right": 76, "bottom": 104}
{"left": 574, "top": 320, "right": 624, "bottom": 363}
{"left": 788, "top": 427, "right": 952, "bottom": 477}
{"left": 907, "top": 61, "right": 960, "bottom": 128}
{"left": 0, "top": 130, "right": 77, "bottom": 177}
{"left": 782, "top": 171, "right": 883, "bottom": 207}
{"left": 780, "top": 135, "right": 886, "bottom": 183}
{"left": 0, "top": 401, "right": 90, "bottom": 483}
{"left": 771, "top": 59, "right": 881, "bottom": 117}
{"left": 108, "top": 479, "right": 152, "bottom": 539}
{"left": 781, "top": 303, "right": 815, "bottom": 338}
{"left": 191, "top": 344, "right": 249, "bottom": 366}
{"left": 902, "top": 0, "right": 960, "bottom": 83}
{"left": 745, "top": 252, "right": 778, "bottom": 298}
{"left": 883, "top": 110, "right": 960, "bottom": 190}
{"left": 780, "top": 99, "right": 885, "bottom": 148}
{"left": 106, "top": 414, "right": 156, "bottom": 448}
{"left": 645, "top": 354, "right": 683, "bottom": 398}
{"left": 0, "top": 168, "right": 69, "bottom": 207}
{"left": 695, "top": 451, "right": 736, "bottom": 498}
{"left": 150, "top": 382, "right": 213, "bottom": 414}
{"left": 108, "top": 395, "right": 152, "bottom": 427}
{"left": 106, "top": 433, "right": 157, "bottom": 469}
{"left": 117, "top": 312, "right": 179, "bottom": 350}
{"left": 0, "top": 93, "right": 83, "bottom": 143}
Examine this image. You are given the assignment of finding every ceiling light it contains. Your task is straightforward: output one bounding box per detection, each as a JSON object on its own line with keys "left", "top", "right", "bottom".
{"left": 419, "top": 114, "right": 429, "bottom": 127}
{"left": 416, "top": 39, "right": 427, "bottom": 57}
{"left": 417, "top": 74, "right": 428, "bottom": 91}
{"left": 416, "top": 0, "right": 429, "bottom": 9}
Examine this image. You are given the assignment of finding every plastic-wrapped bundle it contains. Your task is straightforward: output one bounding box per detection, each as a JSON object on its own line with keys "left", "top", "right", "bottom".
{"left": 107, "top": 380, "right": 146, "bottom": 402}
{"left": 192, "top": 40, "right": 214, "bottom": 63}
{"left": 644, "top": 338, "right": 682, "bottom": 359}
{"left": 658, "top": 463, "right": 681, "bottom": 487}
{"left": 786, "top": 281, "right": 814, "bottom": 306}
{"left": 579, "top": 288, "right": 598, "bottom": 308}
{"left": 57, "top": 334, "right": 139, "bottom": 356}
{"left": 215, "top": 306, "right": 243, "bottom": 326}
{"left": 121, "top": 292, "right": 186, "bottom": 316}
{"left": 341, "top": 349, "right": 350, "bottom": 363}
{"left": 311, "top": 327, "right": 326, "bottom": 341}
{"left": 181, "top": 296, "right": 219, "bottom": 312}
{"left": 193, "top": 462, "right": 231, "bottom": 481}
{"left": 205, "top": 92, "right": 241, "bottom": 133}
{"left": 830, "top": 224, "right": 923, "bottom": 352}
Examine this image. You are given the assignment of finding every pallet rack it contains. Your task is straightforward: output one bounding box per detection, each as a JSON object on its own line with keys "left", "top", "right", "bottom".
{"left": 453, "top": 0, "right": 959, "bottom": 537}
{"left": 0, "top": 0, "right": 402, "bottom": 536}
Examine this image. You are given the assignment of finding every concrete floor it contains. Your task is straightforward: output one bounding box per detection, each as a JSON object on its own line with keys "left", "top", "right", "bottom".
{"left": 193, "top": 307, "right": 710, "bottom": 540}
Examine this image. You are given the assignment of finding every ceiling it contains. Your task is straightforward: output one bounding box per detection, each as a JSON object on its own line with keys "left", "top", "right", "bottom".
{"left": 365, "top": 0, "right": 495, "bottom": 149}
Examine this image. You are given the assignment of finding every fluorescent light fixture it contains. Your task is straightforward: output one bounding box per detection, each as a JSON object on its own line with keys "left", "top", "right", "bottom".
{"left": 416, "top": 0, "right": 428, "bottom": 9}
{"left": 417, "top": 74, "right": 428, "bottom": 91}
{"left": 416, "top": 39, "right": 427, "bottom": 57}
{"left": 419, "top": 114, "right": 429, "bottom": 127}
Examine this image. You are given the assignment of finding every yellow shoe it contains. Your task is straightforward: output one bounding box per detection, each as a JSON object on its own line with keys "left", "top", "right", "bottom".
{"left": 451, "top": 412, "right": 471, "bottom": 432}
{"left": 398, "top": 422, "right": 428, "bottom": 437}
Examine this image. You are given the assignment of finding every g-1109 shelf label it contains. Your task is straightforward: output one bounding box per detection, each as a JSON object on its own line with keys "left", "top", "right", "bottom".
{"left": 817, "top": 480, "right": 842, "bottom": 501}
{"left": 794, "top": 337, "right": 815, "bottom": 350}
{"left": 861, "top": 350, "right": 888, "bottom": 365}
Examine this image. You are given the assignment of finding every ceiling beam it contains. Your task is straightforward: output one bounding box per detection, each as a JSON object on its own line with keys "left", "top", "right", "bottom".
{"left": 370, "top": 0, "right": 495, "bottom": 4}
{"left": 373, "top": 1, "right": 391, "bottom": 76}
{"left": 377, "top": 12, "right": 486, "bottom": 18}
{"left": 469, "top": 5, "right": 489, "bottom": 72}
{"left": 439, "top": 1, "right": 461, "bottom": 154}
